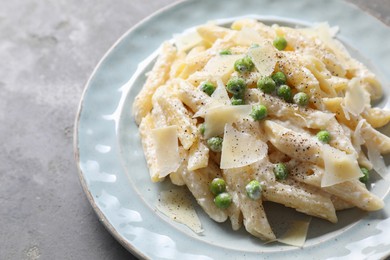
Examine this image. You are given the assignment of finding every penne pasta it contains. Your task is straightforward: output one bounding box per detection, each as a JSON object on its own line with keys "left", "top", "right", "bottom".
{"left": 133, "top": 42, "right": 177, "bottom": 124}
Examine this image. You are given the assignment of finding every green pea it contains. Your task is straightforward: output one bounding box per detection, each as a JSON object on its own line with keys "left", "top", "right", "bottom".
{"left": 293, "top": 92, "right": 309, "bottom": 107}
{"left": 359, "top": 167, "right": 370, "bottom": 184}
{"left": 273, "top": 36, "right": 287, "bottom": 51}
{"left": 271, "top": 71, "right": 287, "bottom": 86}
{"left": 274, "top": 163, "right": 289, "bottom": 180}
{"left": 219, "top": 49, "right": 232, "bottom": 55}
{"left": 234, "top": 56, "right": 254, "bottom": 73}
{"left": 201, "top": 81, "right": 216, "bottom": 96}
{"left": 316, "top": 130, "right": 331, "bottom": 143}
{"left": 250, "top": 104, "right": 267, "bottom": 121}
{"left": 257, "top": 76, "right": 276, "bottom": 93}
{"left": 210, "top": 178, "right": 226, "bottom": 195}
{"left": 231, "top": 96, "right": 244, "bottom": 105}
{"left": 214, "top": 192, "right": 232, "bottom": 209}
{"left": 226, "top": 77, "right": 247, "bottom": 97}
{"left": 207, "top": 136, "right": 223, "bottom": 152}
{"left": 277, "top": 84, "right": 292, "bottom": 102}
{"left": 199, "top": 123, "right": 205, "bottom": 136}
{"left": 245, "top": 180, "right": 262, "bottom": 200}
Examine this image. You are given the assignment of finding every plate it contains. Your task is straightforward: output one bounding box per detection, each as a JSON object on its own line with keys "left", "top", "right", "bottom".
{"left": 74, "top": 0, "right": 390, "bottom": 259}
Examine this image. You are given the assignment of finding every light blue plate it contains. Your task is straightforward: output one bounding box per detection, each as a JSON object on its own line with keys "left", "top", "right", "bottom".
{"left": 74, "top": 0, "right": 390, "bottom": 259}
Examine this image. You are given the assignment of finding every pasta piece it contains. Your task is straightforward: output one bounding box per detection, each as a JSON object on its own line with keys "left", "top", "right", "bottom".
{"left": 169, "top": 50, "right": 187, "bottom": 79}
{"left": 263, "top": 179, "right": 337, "bottom": 223}
{"left": 223, "top": 165, "right": 276, "bottom": 240}
{"left": 290, "top": 163, "right": 384, "bottom": 211}
{"left": 139, "top": 114, "right": 161, "bottom": 182}
{"left": 323, "top": 97, "right": 390, "bottom": 154}
{"left": 304, "top": 55, "right": 337, "bottom": 97}
{"left": 133, "top": 42, "right": 177, "bottom": 124}
{"left": 155, "top": 90, "right": 197, "bottom": 150}
{"left": 151, "top": 89, "right": 168, "bottom": 128}
{"left": 331, "top": 196, "right": 354, "bottom": 211}
{"left": 363, "top": 107, "right": 390, "bottom": 128}
{"left": 181, "top": 160, "right": 228, "bottom": 223}
{"left": 226, "top": 192, "right": 242, "bottom": 231}
{"left": 361, "top": 122, "right": 390, "bottom": 154}
{"left": 176, "top": 79, "right": 212, "bottom": 113}
{"left": 249, "top": 89, "right": 356, "bottom": 154}
{"left": 264, "top": 120, "right": 322, "bottom": 164}
{"left": 249, "top": 160, "right": 337, "bottom": 223}
{"left": 276, "top": 51, "right": 326, "bottom": 108}
{"left": 179, "top": 47, "right": 212, "bottom": 79}
{"left": 351, "top": 64, "right": 383, "bottom": 101}
{"left": 322, "top": 97, "right": 358, "bottom": 129}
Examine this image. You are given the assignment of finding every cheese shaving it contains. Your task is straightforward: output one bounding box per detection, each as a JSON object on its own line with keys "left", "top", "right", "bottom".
{"left": 151, "top": 126, "right": 180, "bottom": 178}
{"left": 220, "top": 123, "right": 267, "bottom": 169}
{"left": 321, "top": 145, "right": 363, "bottom": 187}
{"left": 247, "top": 42, "right": 277, "bottom": 77}
{"left": 366, "top": 141, "right": 388, "bottom": 180}
{"left": 174, "top": 30, "right": 203, "bottom": 52}
{"left": 234, "top": 27, "right": 263, "bottom": 46}
{"left": 203, "top": 54, "right": 244, "bottom": 82}
{"left": 193, "top": 79, "right": 230, "bottom": 118}
{"left": 343, "top": 78, "right": 370, "bottom": 116}
{"left": 204, "top": 105, "right": 252, "bottom": 138}
{"left": 157, "top": 188, "right": 203, "bottom": 233}
{"left": 277, "top": 219, "right": 311, "bottom": 247}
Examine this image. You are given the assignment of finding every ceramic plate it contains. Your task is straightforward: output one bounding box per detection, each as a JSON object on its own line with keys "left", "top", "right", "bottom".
{"left": 74, "top": 0, "right": 390, "bottom": 259}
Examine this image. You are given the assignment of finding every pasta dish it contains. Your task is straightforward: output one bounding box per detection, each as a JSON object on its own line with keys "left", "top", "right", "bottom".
{"left": 132, "top": 19, "right": 389, "bottom": 241}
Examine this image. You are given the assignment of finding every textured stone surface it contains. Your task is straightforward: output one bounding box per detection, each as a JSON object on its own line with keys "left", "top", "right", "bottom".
{"left": 0, "top": 1, "right": 388, "bottom": 260}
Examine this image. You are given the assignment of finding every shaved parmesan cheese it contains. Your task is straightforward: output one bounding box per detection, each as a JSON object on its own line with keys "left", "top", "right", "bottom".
{"left": 187, "top": 141, "right": 209, "bottom": 171}
{"left": 193, "top": 79, "right": 230, "bottom": 118}
{"left": 278, "top": 219, "right": 311, "bottom": 247}
{"left": 220, "top": 123, "right": 267, "bottom": 169}
{"left": 174, "top": 30, "right": 203, "bottom": 52}
{"left": 203, "top": 54, "right": 244, "bottom": 82}
{"left": 151, "top": 126, "right": 180, "bottom": 178}
{"left": 247, "top": 42, "right": 277, "bottom": 77}
{"left": 340, "top": 102, "right": 351, "bottom": 121}
{"left": 212, "top": 79, "right": 231, "bottom": 105}
{"left": 343, "top": 78, "right": 370, "bottom": 116}
{"left": 366, "top": 141, "right": 388, "bottom": 179}
{"left": 321, "top": 145, "right": 363, "bottom": 187}
{"left": 233, "top": 27, "right": 262, "bottom": 46}
{"left": 204, "top": 105, "right": 252, "bottom": 138}
{"left": 157, "top": 188, "right": 203, "bottom": 233}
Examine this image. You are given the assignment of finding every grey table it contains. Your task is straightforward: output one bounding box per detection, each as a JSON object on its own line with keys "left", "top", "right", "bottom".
{"left": 1, "top": 1, "right": 389, "bottom": 259}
